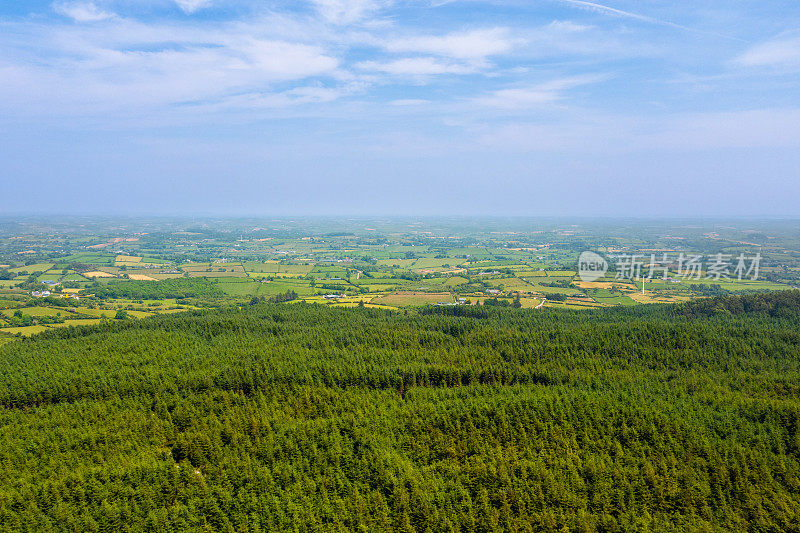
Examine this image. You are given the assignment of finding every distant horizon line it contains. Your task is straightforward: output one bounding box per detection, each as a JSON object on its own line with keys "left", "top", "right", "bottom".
{"left": 1, "top": 213, "right": 799, "bottom": 221}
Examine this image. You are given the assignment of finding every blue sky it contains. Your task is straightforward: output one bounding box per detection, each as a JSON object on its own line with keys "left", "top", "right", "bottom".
{"left": 1, "top": 0, "right": 799, "bottom": 216}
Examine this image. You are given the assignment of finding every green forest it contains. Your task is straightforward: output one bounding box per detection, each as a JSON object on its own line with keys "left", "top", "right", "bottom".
{"left": 1, "top": 292, "right": 800, "bottom": 531}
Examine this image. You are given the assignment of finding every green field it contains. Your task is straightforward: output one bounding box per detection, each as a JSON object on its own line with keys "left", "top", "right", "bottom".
{"left": 443, "top": 276, "right": 468, "bottom": 287}
{"left": 7, "top": 263, "right": 54, "bottom": 274}
{"left": 594, "top": 295, "right": 637, "bottom": 306}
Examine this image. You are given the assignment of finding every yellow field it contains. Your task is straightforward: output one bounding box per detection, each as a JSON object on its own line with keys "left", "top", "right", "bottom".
{"left": 83, "top": 271, "right": 116, "bottom": 278}
{"left": 1, "top": 306, "right": 67, "bottom": 317}
{"left": 115, "top": 255, "right": 142, "bottom": 263}
{"left": 332, "top": 302, "right": 395, "bottom": 309}
{"left": 628, "top": 291, "right": 682, "bottom": 304}
{"left": 0, "top": 325, "right": 47, "bottom": 336}
{"left": 574, "top": 281, "right": 617, "bottom": 289}
{"left": 127, "top": 274, "right": 158, "bottom": 281}
{"left": 62, "top": 319, "right": 105, "bottom": 327}
{"left": 371, "top": 292, "right": 453, "bottom": 306}
{"left": 75, "top": 309, "right": 118, "bottom": 318}
{"left": 320, "top": 295, "right": 370, "bottom": 304}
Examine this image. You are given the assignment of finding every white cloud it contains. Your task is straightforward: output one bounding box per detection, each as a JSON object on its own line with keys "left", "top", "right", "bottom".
{"left": 174, "top": 0, "right": 213, "bottom": 14}
{"left": 476, "top": 87, "right": 559, "bottom": 108}
{"left": 390, "top": 98, "right": 429, "bottom": 106}
{"left": 546, "top": 20, "right": 593, "bottom": 33}
{"left": 735, "top": 36, "right": 800, "bottom": 68}
{"left": 0, "top": 17, "right": 342, "bottom": 116}
{"left": 198, "top": 84, "right": 360, "bottom": 111}
{"left": 236, "top": 39, "right": 339, "bottom": 80}
{"left": 350, "top": 27, "right": 519, "bottom": 80}
{"left": 475, "top": 74, "right": 607, "bottom": 108}
{"left": 310, "top": 0, "right": 392, "bottom": 25}
{"left": 53, "top": 1, "right": 114, "bottom": 22}
{"left": 357, "top": 57, "right": 475, "bottom": 75}
{"left": 383, "top": 28, "right": 516, "bottom": 60}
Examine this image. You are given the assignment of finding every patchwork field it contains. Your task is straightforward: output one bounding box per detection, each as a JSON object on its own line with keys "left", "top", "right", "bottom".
{"left": 244, "top": 263, "right": 313, "bottom": 276}
{"left": 183, "top": 264, "right": 247, "bottom": 278}
{"left": 2, "top": 219, "right": 798, "bottom": 325}
{"left": 371, "top": 291, "right": 454, "bottom": 306}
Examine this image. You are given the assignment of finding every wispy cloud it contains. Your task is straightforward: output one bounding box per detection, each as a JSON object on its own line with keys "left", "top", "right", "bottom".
{"left": 734, "top": 35, "right": 800, "bottom": 68}
{"left": 53, "top": 1, "right": 115, "bottom": 22}
{"left": 310, "top": 0, "right": 393, "bottom": 24}
{"left": 557, "top": 0, "right": 743, "bottom": 41}
{"left": 0, "top": 18, "right": 342, "bottom": 115}
{"left": 357, "top": 57, "right": 478, "bottom": 76}
{"left": 195, "top": 83, "right": 365, "bottom": 112}
{"left": 558, "top": 0, "right": 669, "bottom": 25}
{"left": 382, "top": 28, "right": 517, "bottom": 60}
{"left": 474, "top": 74, "right": 608, "bottom": 108}
{"left": 390, "top": 98, "right": 430, "bottom": 106}
{"left": 174, "top": 0, "right": 214, "bottom": 14}
{"left": 0, "top": 0, "right": 786, "bottom": 126}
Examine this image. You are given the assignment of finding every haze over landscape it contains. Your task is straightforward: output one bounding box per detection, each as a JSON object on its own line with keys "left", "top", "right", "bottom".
{"left": 4, "top": 2, "right": 800, "bottom": 531}
{"left": 2, "top": 0, "right": 799, "bottom": 216}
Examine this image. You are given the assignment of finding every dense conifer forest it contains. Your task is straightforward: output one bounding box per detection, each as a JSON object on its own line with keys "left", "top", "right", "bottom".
{"left": 1, "top": 292, "right": 800, "bottom": 531}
